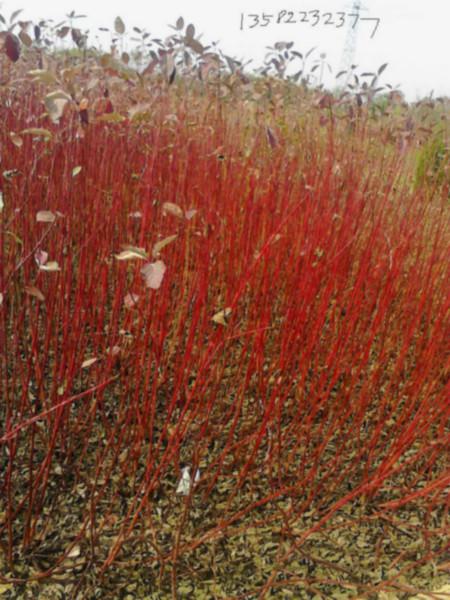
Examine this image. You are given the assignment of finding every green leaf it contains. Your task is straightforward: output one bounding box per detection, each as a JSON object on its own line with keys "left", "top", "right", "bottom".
{"left": 152, "top": 234, "right": 177, "bottom": 258}
{"left": 28, "top": 69, "right": 58, "bottom": 85}
{"left": 45, "top": 89, "right": 72, "bottom": 123}
{"left": 96, "top": 112, "right": 125, "bottom": 123}
{"left": 21, "top": 128, "right": 53, "bottom": 140}
{"left": 39, "top": 261, "right": 61, "bottom": 272}
{"left": 115, "top": 246, "right": 148, "bottom": 261}
{"left": 9, "top": 132, "right": 23, "bottom": 147}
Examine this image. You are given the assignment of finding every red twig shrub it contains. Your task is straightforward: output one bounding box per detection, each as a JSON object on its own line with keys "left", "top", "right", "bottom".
{"left": 0, "top": 59, "right": 448, "bottom": 596}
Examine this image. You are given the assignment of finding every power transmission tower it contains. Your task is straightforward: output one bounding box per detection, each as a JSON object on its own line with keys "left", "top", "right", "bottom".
{"left": 338, "top": 1, "right": 367, "bottom": 86}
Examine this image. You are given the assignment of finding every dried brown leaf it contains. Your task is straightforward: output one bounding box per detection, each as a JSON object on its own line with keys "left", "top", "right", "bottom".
{"left": 162, "top": 202, "right": 184, "bottom": 219}
{"left": 39, "top": 261, "right": 60, "bottom": 272}
{"left": 212, "top": 307, "right": 232, "bottom": 326}
{"left": 140, "top": 260, "right": 166, "bottom": 289}
{"left": 9, "top": 132, "right": 23, "bottom": 147}
{"left": 36, "top": 210, "right": 56, "bottom": 223}
{"left": 114, "top": 16, "right": 125, "bottom": 35}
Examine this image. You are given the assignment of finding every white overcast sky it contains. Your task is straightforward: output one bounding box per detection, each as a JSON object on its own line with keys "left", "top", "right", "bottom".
{"left": 1, "top": 0, "right": 449, "bottom": 100}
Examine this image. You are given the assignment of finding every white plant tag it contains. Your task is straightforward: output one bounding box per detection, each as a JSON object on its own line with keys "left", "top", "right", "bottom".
{"left": 175, "top": 466, "right": 200, "bottom": 495}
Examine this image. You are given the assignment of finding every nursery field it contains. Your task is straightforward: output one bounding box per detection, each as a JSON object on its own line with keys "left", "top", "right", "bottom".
{"left": 0, "top": 12, "right": 449, "bottom": 599}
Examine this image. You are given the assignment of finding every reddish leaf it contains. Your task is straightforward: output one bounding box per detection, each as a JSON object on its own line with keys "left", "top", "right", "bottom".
{"left": 57, "top": 26, "right": 70, "bottom": 38}
{"left": 24, "top": 285, "right": 45, "bottom": 302}
{"left": 71, "top": 28, "right": 83, "bottom": 47}
{"left": 317, "top": 94, "right": 333, "bottom": 109}
{"left": 34, "top": 249, "right": 49, "bottom": 266}
{"left": 4, "top": 32, "right": 20, "bottom": 62}
{"left": 124, "top": 293, "right": 140, "bottom": 308}
{"left": 186, "top": 23, "right": 195, "bottom": 39}
{"left": 266, "top": 126, "right": 278, "bottom": 149}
